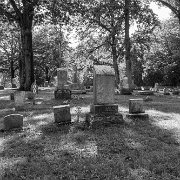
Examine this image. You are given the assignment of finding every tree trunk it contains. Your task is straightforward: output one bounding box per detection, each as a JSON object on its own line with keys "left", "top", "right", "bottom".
{"left": 111, "top": 35, "right": 120, "bottom": 88}
{"left": 10, "top": 59, "right": 15, "bottom": 86}
{"left": 45, "top": 66, "right": 50, "bottom": 82}
{"left": 19, "top": 4, "right": 34, "bottom": 91}
{"left": 125, "top": 0, "right": 132, "bottom": 90}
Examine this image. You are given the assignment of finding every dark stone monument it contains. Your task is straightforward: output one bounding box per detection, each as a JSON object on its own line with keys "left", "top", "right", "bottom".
{"left": 4, "top": 114, "right": 23, "bottom": 130}
{"left": 54, "top": 68, "right": 71, "bottom": 100}
{"left": 126, "top": 99, "right": 149, "bottom": 119}
{"left": 53, "top": 105, "right": 71, "bottom": 125}
{"left": 86, "top": 65, "right": 124, "bottom": 129}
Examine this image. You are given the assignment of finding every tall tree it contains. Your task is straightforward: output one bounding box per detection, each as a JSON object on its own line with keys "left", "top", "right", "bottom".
{"left": 0, "top": 22, "right": 20, "bottom": 86}
{"left": 154, "top": 0, "right": 180, "bottom": 24}
{"left": 0, "top": 0, "right": 40, "bottom": 90}
{"left": 124, "top": 0, "right": 132, "bottom": 90}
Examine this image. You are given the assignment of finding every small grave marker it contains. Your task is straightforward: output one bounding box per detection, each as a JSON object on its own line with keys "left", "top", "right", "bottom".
{"left": 4, "top": 114, "right": 23, "bottom": 130}
{"left": 126, "top": 99, "right": 148, "bottom": 119}
{"left": 53, "top": 105, "right": 71, "bottom": 124}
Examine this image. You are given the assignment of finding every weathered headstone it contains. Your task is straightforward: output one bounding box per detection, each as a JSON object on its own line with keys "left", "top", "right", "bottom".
{"left": 53, "top": 105, "right": 71, "bottom": 124}
{"left": 4, "top": 114, "right": 23, "bottom": 130}
{"left": 44, "top": 81, "right": 49, "bottom": 87}
{"left": 126, "top": 99, "right": 148, "bottom": 119}
{"left": 129, "top": 99, "right": 144, "bottom": 114}
{"left": 93, "top": 65, "right": 115, "bottom": 104}
{"left": 54, "top": 68, "right": 71, "bottom": 100}
{"left": 57, "top": 68, "right": 68, "bottom": 89}
{"left": 154, "top": 83, "right": 159, "bottom": 92}
{"left": 163, "top": 88, "right": 170, "bottom": 95}
{"left": 122, "top": 77, "right": 129, "bottom": 89}
{"left": 0, "top": 85, "right": 4, "bottom": 90}
{"left": 86, "top": 65, "right": 123, "bottom": 128}
{"left": 14, "top": 91, "right": 26, "bottom": 111}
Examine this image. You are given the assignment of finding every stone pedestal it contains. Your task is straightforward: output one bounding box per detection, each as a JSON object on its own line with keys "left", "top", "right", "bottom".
{"left": 90, "top": 104, "right": 118, "bottom": 115}
{"left": 127, "top": 99, "right": 148, "bottom": 119}
{"left": 126, "top": 113, "right": 149, "bottom": 120}
{"left": 53, "top": 105, "right": 71, "bottom": 125}
{"left": 86, "top": 113, "right": 123, "bottom": 129}
{"left": 4, "top": 114, "right": 23, "bottom": 130}
{"left": 54, "top": 89, "right": 71, "bottom": 100}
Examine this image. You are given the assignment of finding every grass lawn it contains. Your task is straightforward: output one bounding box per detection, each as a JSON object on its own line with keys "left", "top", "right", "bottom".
{"left": 0, "top": 89, "right": 180, "bottom": 179}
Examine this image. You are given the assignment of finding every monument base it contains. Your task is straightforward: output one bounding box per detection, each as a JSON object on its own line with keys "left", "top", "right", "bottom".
{"left": 15, "top": 106, "right": 25, "bottom": 111}
{"left": 90, "top": 104, "right": 118, "bottom": 115}
{"left": 71, "top": 90, "right": 86, "bottom": 94}
{"left": 126, "top": 113, "right": 149, "bottom": 120}
{"left": 54, "top": 89, "right": 71, "bottom": 100}
{"left": 85, "top": 113, "right": 124, "bottom": 129}
{"left": 135, "top": 90, "right": 154, "bottom": 95}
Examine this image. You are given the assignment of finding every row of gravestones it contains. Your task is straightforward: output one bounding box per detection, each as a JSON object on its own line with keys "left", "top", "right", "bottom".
{"left": 1, "top": 65, "right": 148, "bottom": 131}
{"left": 0, "top": 82, "right": 38, "bottom": 131}
{"left": 54, "top": 65, "right": 148, "bottom": 129}
{"left": 54, "top": 68, "right": 87, "bottom": 100}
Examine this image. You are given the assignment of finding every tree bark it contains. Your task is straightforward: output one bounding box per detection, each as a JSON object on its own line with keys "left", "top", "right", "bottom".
{"left": 10, "top": 59, "right": 15, "bottom": 86}
{"left": 45, "top": 66, "right": 50, "bottom": 82}
{"left": 125, "top": 0, "right": 132, "bottom": 90}
{"left": 111, "top": 35, "right": 120, "bottom": 88}
{"left": 19, "top": 3, "right": 34, "bottom": 91}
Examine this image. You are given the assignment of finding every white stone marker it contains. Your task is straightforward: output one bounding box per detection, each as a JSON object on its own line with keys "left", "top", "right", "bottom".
{"left": 93, "top": 65, "right": 115, "bottom": 104}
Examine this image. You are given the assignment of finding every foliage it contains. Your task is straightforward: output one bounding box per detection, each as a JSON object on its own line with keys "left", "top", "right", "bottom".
{"left": 33, "top": 23, "right": 71, "bottom": 85}
{"left": 69, "top": 0, "right": 158, "bottom": 87}
{"left": 143, "top": 18, "right": 180, "bottom": 86}
{"left": 0, "top": 22, "right": 20, "bottom": 86}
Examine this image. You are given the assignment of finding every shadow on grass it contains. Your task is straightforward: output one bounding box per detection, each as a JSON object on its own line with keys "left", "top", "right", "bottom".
{"left": 1, "top": 113, "right": 180, "bottom": 179}
{"left": 1, "top": 92, "right": 180, "bottom": 179}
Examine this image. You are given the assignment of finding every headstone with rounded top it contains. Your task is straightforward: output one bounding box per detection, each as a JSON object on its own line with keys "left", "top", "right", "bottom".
{"left": 4, "top": 114, "right": 23, "bottom": 130}
{"left": 154, "top": 83, "right": 159, "bottom": 92}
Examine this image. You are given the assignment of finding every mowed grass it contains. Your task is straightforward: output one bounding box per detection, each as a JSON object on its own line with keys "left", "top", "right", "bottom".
{"left": 0, "top": 89, "right": 180, "bottom": 179}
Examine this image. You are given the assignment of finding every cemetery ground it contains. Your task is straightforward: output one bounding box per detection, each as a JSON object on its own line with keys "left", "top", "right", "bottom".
{"left": 0, "top": 89, "right": 180, "bottom": 179}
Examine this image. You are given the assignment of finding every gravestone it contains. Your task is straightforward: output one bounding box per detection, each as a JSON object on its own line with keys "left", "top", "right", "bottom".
{"left": 44, "top": 81, "right": 49, "bottom": 87}
{"left": 57, "top": 68, "right": 68, "bottom": 89}
{"left": 126, "top": 99, "right": 148, "bottom": 119}
{"left": 154, "top": 83, "right": 159, "bottom": 92}
{"left": 86, "top": 65, "right": 123, "bottom": 129}
{"left": 54, "top": 68, "right": 71, "bottom": 100}
{"left": 14, "top": 91, "right": 26, "bottom": 111}
{"left": 120, "top": 76, "right": 132, "bottom": 95}
{"left": 122, "top": 77, "right": 129, "bottom": 89}
{"left": 3, "top": 114, "right": 23, "bottom": 130}
{"left": 53, "top": 105, "right": 71, "bottom": 124}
